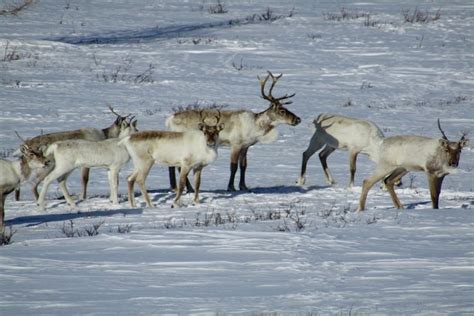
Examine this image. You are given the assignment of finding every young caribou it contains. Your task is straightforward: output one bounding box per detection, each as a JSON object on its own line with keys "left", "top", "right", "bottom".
{"left": 359, "top": 119, "right": 469, "bottom": 210}
{"left": 0, "top": 145, "right": 49, "bottom": 230}
{"left": 122, "top": 113, "right": 224, "bottom": 208}
{"left": 167, "top": 71, "right": 301, "bottom": 192}
{"left": 298, "top": 113, "right": 385, "bottom": 187}
{"left": 37, "top": 119, "right": 138, "bottom": 211}
{"left": 15, "top": 106, "right": 131, "bottom": 201}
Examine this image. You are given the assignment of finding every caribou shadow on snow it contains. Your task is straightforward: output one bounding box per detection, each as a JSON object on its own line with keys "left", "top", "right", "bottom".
{"left": 5, "top": 208, "right": 143, "bottom": 227}
{"left": 45, "top": 13, "right": 287, "bottom": 45}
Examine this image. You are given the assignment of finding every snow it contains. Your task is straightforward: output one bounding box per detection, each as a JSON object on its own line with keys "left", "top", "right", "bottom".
{"left": 1, "top": 0, "right": 473, "bottom": 314}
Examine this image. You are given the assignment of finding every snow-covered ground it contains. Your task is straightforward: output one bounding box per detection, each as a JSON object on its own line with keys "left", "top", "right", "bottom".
{"left": 1, "top": 0, "right": 473, "bottom": 314}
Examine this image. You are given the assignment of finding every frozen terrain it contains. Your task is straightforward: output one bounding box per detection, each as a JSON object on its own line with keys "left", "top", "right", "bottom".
{"left": 0, "top": 0, "right": 473, "bottom": 314}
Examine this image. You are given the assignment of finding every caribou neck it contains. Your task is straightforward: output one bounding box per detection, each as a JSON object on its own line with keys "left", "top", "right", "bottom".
{"left": 15, "top": 157, "right": 32, "bottom": 183}
{"left": 102, "top": 125, "right": 117, "bottom": 138}
{"left": 254, "top": 111, "right": 276, "bottom": 136}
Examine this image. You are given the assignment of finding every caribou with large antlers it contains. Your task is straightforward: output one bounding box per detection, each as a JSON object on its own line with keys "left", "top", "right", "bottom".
{"left": 14, "top": 106, "right": 133, "bottom": 201}
{"left": 167, "top": 71, "right": 301, "bottom": 191}
{"left": 359, "top": 119, "right": 469, "bottom": 210}
{"left": 122, "top": 112, "right": 224, "bottom": 208}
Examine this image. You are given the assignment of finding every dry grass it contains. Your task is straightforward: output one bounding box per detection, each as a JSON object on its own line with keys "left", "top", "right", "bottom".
{"left": 0, "top": 0, "right": 36, "bottom": 16}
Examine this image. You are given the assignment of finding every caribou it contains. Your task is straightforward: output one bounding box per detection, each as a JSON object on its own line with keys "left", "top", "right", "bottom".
{"left": 0, "top": 144, "right": 49, "bottom": 230}
{"left": 122, "top": 112, "right": 224, "bottom": 208}
{"left": 167, "top": 71, "right": 301, "bottom": 192}
{"left": 298, "top": 113, "right": 385, "bottom": 187}
{"left": 14, "top": 106, "right": 132, "bottom": 201}
{"left": 37, "top": 119, "right": 138, "bottom": 211}
{"left": 359, "top": 119, "right": 469, "bottom": 210}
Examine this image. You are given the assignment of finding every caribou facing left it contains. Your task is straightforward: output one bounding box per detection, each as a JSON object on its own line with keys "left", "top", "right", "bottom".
{"left": 167, "top": 71, "right": 301, "bottom": 192}
{"left": 0, "top": 144, "right": 50, "bottom": 230}
{"left": 14, "top": 106, "right": 132, "bottom": 201}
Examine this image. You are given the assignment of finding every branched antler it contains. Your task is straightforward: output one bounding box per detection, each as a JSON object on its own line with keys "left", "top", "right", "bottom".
{"left": 108, "top": 105, "right": 132, "bottom": 119}
{"left": 258, "top": 71, "right": 295, "bottom": 103}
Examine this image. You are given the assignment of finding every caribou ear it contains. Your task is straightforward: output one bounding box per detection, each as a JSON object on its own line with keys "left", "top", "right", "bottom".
{"left": 114, "top": 117, "right": 122, "bottom": 125}
{"left": 198, "top": 123, "right": 205, "bottom": 131}
{"left": 439, "top": 138, "right": 449, "bottom": 148}
{"left": 218, "top": 123, "right": 225, "bottom": 131}
{"left": 20, "top": 144, "right": 33, "bottom": 157}
{"left": 132, "top": 120, "right": 138, "bottom": 128}
{"left": 460, "top": 139, "right": 469, "bottom": 148}
{"left": 20, "top": 144, "right": 28, "bottom": 155}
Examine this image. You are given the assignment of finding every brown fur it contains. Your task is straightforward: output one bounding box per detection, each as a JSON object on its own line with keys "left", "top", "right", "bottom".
{"left": 130, "top": 131, "right": 182, "bottom": 141}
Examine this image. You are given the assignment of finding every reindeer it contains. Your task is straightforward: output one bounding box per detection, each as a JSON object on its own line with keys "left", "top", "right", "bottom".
{"left": 0, "top": 144, "right": 49, "bottom": 230}
{"left": 122, "top": 112, "right": 224, "bottom": 208}
{"left": 359, "top": 119, "right": 469, "bottom": 210}
{"left": 298, "top": 114, "right": 385, "bottom": 187}
{"left": 15, "top": 106, "right": 131, "bottom": 201}
{"left": 37, "top": 119, "right": 138, "bottom": 211}
{"left": 167, "top": 71, "right": 301, "bottom": 192}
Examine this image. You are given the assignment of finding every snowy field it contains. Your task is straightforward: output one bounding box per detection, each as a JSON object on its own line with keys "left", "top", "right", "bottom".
{"left": 0, "top": 0, "right": 473, "bottom": 314}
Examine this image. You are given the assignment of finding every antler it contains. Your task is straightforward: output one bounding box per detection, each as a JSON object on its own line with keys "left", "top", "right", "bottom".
{"left": 108, "top": 105, "right": 132, "bottom": 119}
{"left": 437, "top": 118, "right": 449, "bottom": 141}
{"left": 14, "top": 130, "right": 26, "bottom": 142}
{"left": 258, "top": 71, "right": 295, "bottom": 103}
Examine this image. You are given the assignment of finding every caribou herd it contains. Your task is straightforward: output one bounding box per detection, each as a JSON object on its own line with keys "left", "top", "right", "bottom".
{"left": 0, "top": 71, "right": 469, "bottom": 229}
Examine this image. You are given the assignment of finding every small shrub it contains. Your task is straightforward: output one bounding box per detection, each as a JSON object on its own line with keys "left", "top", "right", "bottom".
{"left": 164, "top": 217, "right": 187, "bottom": 229}
{"left": 0, "top": 226, "right": 17, "bottom": 246}
{"left": 232, "top": 57, "right": 245, "bottom": 71}
{"left": 60, "top": 220, "right": 104, "bottom": 238}
{"left": 323, "top": 7, "right": 369, "bottom": 21}
{"left": 366, "top": 215, "right": 380, "bottom": 225}
{"left": 172, "top": 102, "right": 228, "bottom": 114}
{"left": 0, "top": 0, "right": 35, "bottom": 16}
{"left": 307, "top": 33, "right": 322, "bottom": 40}
{"left": 83, "top": 221, "right": 104, "bottom": 236}
{"left": 363, "top": 14, "right": 379, "bottom": 27}
{"left": 177, "top": 38, "right": 214, "bottom": 45}
{"left": 402, "top": 7, "right": 441, "bottom": 23}
{"left": 61, "top": 220, "right": 76, "bottom": 237}
{"left": 97, "top": 63, "right": 155, "bottom": 84}
{"left": 117, "top": 224, "right": 133, "bottom": 233}
{"left": 208, "top": 0, "right": 227, "bottom": 14}
{"left": 318, "top": 203, "right": 355, "bottom": 228}
{"left": 2, "top": 41, "right": 20, "bottom": 62}
{"left": 343, "top": 99, "right": 353, "bottom": 107}
{"left": 360, "top": 81, "right": 374, "bottom": 89}
{"left": 0, "top": 147, "right": 15, "bottom": 158}
{"left": 229, "top": 8, "right": 294, "bottom": 26}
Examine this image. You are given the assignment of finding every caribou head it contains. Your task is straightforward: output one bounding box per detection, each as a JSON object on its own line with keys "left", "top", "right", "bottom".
{"left": 437, "top": 118, "right": 469, "bottom": 168}
{"left": 198, "top": 110, "right": 225, "bottom": 147}
{"left": 258, "top": 71, "right": 301, "bottom": 126}
{"left": 106, "top": 105, "right": 134, "bottom": 138}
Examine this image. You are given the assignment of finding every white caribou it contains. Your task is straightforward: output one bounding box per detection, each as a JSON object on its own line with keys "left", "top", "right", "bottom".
{"left": 359, "top": 119, "right": 469, "bottom": 210}
{"left": 37, "top": 119, "right": 138, "bottom": 211}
